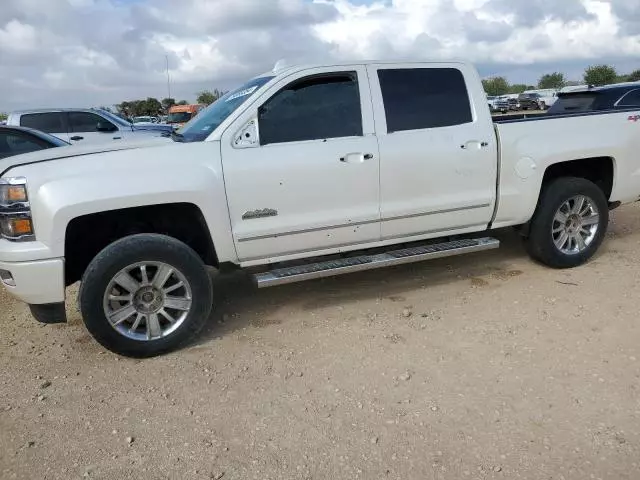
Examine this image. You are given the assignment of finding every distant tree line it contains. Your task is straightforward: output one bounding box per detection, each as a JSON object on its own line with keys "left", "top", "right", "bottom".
{"left": 115, "top": 89, "right": 226, "bottom": 118}
{"left": 482, "top": 65, "right": 640, "bottom": 96}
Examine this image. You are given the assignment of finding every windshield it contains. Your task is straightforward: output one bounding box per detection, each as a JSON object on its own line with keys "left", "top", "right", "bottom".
{"left": 167, "top": 112, "right": 193, "bottom": 123}
{"left": 175, "top": 76, "right": 274, "bottom": 142}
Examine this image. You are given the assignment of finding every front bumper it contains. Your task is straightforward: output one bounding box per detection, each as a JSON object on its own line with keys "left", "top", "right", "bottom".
{"left": 0, "top": 257, "right": 65, "bottom": 304}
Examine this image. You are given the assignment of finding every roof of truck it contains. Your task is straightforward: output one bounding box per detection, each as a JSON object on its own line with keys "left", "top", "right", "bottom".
{"left": 257, "top": 59, "right": 472, "bottom": 78}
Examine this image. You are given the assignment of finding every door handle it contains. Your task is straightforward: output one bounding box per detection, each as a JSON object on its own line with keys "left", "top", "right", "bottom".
{"left": 460, "top": 141, "right": 489, "bottom": 150}
{"left": 340, "top": 153, "right": 374, "bottom": 163}
{"left": 70, "top": 136, "right": 84, "bottom": 141}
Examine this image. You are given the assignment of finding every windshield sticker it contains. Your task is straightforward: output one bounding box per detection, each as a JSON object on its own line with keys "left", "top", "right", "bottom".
{"left": 226, "top": 86, "right": 258, "bottom": 102}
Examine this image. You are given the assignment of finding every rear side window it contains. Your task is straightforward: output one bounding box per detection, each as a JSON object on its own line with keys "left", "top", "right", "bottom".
{"left": 259, "top": 72, "right": 362, "bottom": 145}
{"left": 20, "top": 113, "right": 65, "bottom": 133}
{"left": 617, "top": 89, "right": 640, "bottom": 107}
{"left": 547, "top": 94, "right": 598, "bottom": 115}
{"left": 0, "top": 131, "right": 49, "bottom": 159}
{"left": 69, "top": 112, "right": 114, "bottom": 132}
{"left": 377, "top": 68, "right": 472, "bottom": 133}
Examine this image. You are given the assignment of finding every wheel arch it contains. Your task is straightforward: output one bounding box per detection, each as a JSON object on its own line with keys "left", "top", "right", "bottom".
{"left": 64, "top": 203, "right": 221, "bottom": 285}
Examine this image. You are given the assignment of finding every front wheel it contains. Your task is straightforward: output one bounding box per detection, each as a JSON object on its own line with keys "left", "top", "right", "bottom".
{"left": 525, "top": 177, "right": 609, "bottom": 268}
{"left": 79, "top": 234, "right": 213, "bottom": 357}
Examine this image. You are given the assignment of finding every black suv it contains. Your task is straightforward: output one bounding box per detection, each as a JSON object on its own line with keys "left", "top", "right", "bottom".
{"left": 517, "top": 93, "right": 542, "bottom": 110}
{"left": 547, "top": 83, "right": 640, "bottom": 115}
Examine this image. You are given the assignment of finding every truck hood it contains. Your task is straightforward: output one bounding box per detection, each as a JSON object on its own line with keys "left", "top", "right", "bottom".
{"left": 0, "top": 136, "right": 173, "bottom": 176}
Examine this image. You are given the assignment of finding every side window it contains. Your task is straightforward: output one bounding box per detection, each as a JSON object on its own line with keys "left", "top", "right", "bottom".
{"left": 69, "top": 112, "right": 114, "bottom": 132}
{"left": 259, "top": 72, "right": 363, "bottom": 145}
{"left": 20, "top": 113, "right": 65, "bottom": 133}
{"left": 0, "top": 132, "right": 47, "bottom": 159}
{"left": 377, "top": 68, "right": 473, "bottom": 133}
{"left": 617, "top": 89, "right": 640, "bottom": 107}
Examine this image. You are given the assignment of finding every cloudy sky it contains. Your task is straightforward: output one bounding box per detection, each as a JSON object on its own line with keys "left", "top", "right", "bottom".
{"left": 1, "top": 0, "right": 639, "bottom": 111}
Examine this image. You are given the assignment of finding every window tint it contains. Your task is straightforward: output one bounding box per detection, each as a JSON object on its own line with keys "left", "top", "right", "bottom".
{"left": 618, "top": 89, "right": 640, "bottom": 107}
{"left": 0, "top": 132, "right": 47, "bottom": 159}
{"left": 20, "top": 113, "right": 65, "bottom": 133}
{"left": 377, "top": 68, "right": 472, "bottom": 132}
{"left": 69, "top": 112, "right": 114, "bottom": 132}
{"left": 259, "top": 73, "right": 362, "bottom": 145}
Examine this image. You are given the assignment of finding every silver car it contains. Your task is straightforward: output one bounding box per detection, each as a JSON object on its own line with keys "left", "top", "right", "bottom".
{"left": 6, "top": 108, "right": 171, "bottom": 145}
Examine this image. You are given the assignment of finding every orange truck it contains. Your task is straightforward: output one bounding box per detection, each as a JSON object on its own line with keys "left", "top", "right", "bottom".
{"left": 166, "top": 104, "right": 205, "bottom": 128}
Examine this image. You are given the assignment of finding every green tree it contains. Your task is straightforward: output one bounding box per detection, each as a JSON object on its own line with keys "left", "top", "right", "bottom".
{"left": 140, "top": 97, "right": 162, "bottom": 116}
{"left": 482, "top": 76, "right": 509, "bottom": 96}
{"left": 196, "top": 89, "right": 224, "bottom": 105}
{"left": 584, "top": 65, "right": 617, "bottom": 86}
{"left": 538, "top": 72, "right": 565, "bottom": 89}
{"left": 0, "top": 112, "right": 7, "bottom": 122}
{"left": 177, "top": 100, "right": 189, "bottom": 105}
{"left": 161, "top": 97, "right": 176, "bottom": 112}
{"left": 626, "top": 69, "right": 640, "bottom": 82}
{"left": 508, "top": 84, "right": 530, "bottom": 94}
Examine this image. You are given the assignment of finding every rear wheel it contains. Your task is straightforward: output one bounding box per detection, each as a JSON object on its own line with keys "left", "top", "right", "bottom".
{"left": 525, "top": 177, "right": 608, "bottom": 268}
{"left": 79, "top": 234, "right": 213, "bottom": 357}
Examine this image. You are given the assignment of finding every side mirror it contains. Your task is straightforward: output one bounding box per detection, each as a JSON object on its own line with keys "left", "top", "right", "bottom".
{"left": 96, "top": 121, "right": 117, "bottom": 132}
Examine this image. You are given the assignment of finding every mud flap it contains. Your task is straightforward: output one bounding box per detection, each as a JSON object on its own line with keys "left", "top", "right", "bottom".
{"left": 29, "top": 303, "right": 67, "bottom": 324}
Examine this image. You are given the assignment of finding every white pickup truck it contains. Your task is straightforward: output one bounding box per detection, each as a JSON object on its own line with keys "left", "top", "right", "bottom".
{"left": 1, "top": 60, "right": 639, "bottom": 357}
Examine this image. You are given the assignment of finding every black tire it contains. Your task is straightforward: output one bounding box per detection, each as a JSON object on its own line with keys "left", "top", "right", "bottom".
{"left": 525, "top": 177, "right": 609, "bottom": 269}
{"left": 78, "top": 234, "right": 213, "bottom": 357}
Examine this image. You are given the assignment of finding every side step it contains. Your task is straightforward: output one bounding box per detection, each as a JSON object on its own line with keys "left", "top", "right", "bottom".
{"left": 254, "top": 237, "right": 499, "bottom": 288}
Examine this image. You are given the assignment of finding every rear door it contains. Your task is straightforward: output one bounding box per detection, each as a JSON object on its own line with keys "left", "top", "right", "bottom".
{"left": 366, "top": 63, "right": 498, "bottom": 241}
{"left": 19, "top": 112, "right": 69, "bottom": 141}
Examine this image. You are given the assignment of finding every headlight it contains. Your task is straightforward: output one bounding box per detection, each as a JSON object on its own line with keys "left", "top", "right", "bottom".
{"left": 0, "top": 177, "right": 35, "bottom": 241}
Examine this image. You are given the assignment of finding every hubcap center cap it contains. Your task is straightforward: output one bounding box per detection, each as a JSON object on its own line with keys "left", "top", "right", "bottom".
{"left": 134, "top": 286, "right": 163, "bottom": 314}
{"left": 565, "top": 214, "right": 582, "bottom": 233}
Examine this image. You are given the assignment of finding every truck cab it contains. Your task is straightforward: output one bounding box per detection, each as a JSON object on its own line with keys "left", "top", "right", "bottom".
{"left": 167, "top": 104, "right": 205, "bottom": 128}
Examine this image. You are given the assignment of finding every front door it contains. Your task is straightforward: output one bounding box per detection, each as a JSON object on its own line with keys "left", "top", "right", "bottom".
{"left": 220, "top": 66, "right": 380, "bottom": 263}
{"left": 366, "top": 63, "right": 498, "bottom": 240}
{"left": 67, "top": 112, "right": 122, "bottom": 144}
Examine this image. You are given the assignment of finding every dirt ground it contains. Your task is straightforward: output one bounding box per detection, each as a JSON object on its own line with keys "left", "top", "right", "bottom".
{"left": 2, "top": 205, "right": 640, "bottom": 480}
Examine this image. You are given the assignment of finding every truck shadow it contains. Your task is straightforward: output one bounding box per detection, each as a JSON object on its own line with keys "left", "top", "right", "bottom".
{"left": 194, "top": 228, "right": 532, "bottom": 345}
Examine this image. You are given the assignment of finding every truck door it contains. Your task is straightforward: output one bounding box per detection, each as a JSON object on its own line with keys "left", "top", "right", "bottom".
{"left": 67, "top": 111, "right": 122, "bottom": 145}
{"left": 366, "top": 63, "right": 498, "bottom": 241}
{"left": 220, "top": 65, "right": 381, "bottom": 263}
{"left": 18, "top": 112, "right": 70, "bottom": 142}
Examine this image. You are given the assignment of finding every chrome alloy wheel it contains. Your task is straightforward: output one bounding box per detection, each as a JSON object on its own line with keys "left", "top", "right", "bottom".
{"left": 552, "top": 195, "right": 600, "bottom": 255}
{"left": 103, "top": 262, "right": 192, "bottom": 341}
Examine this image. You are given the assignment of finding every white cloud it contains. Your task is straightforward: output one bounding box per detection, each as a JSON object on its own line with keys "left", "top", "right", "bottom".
{"left": 0, "top": 0, "right": 638, "bottom": 111}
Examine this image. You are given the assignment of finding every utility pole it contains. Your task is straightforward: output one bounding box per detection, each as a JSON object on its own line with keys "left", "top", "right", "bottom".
{"left": 166, "top": 55, "right": 171, "bottom": 100}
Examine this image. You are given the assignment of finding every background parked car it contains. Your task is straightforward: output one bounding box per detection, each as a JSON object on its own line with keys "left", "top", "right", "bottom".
{"left": 518, "top": 93, "right": 544, "bottom": 110}
{"left": 523, "top": 88, "right": 558, "bottom": 109}
{"left": 0, "top": 125, "right": 69, "bottom": 160}
{"left": 132, "top": 115, "right": 159, "bottom": 125}
{"left": 493, "top": 96, "right": 510, "bottom": 113}
{"left": 6, "top": 108, "right": 172, "bottom": 145}
{"left": 547, "top": 82, "right": 640, "bottom": 115}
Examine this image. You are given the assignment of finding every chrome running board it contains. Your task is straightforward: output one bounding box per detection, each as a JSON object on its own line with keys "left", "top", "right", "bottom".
{"left": 254, "top": 237, "right": 499, "bottom": 288}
